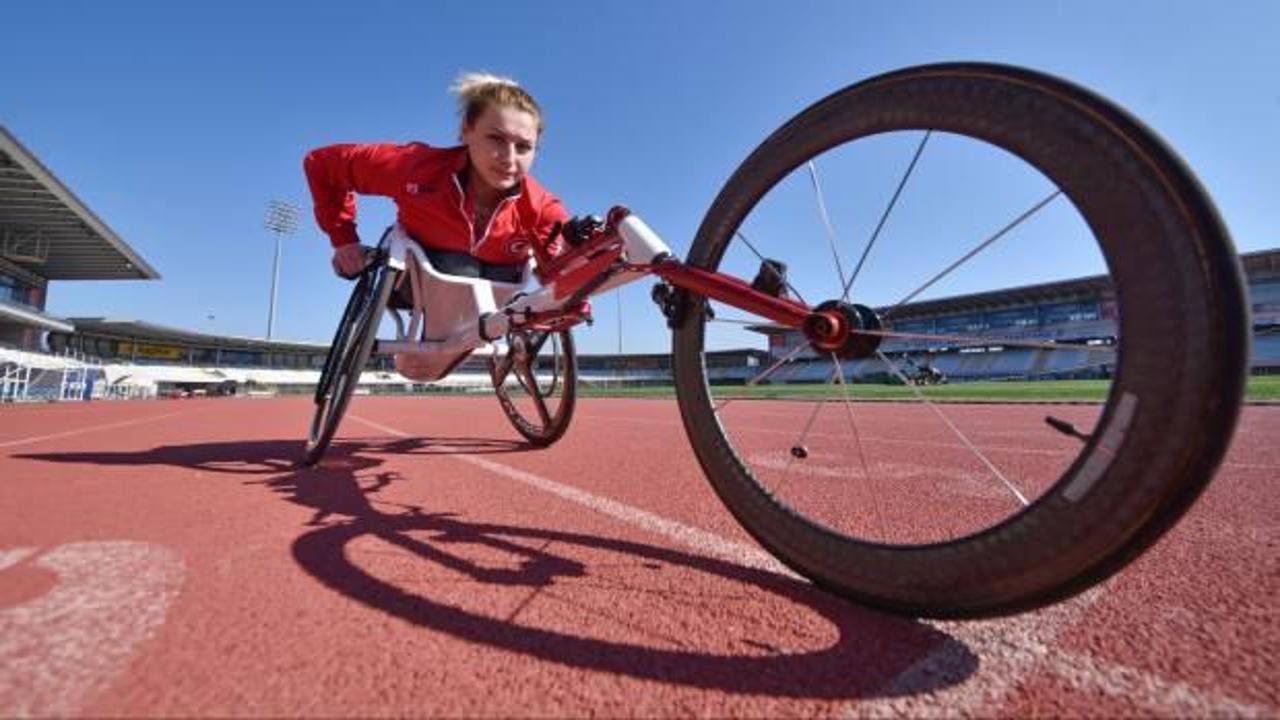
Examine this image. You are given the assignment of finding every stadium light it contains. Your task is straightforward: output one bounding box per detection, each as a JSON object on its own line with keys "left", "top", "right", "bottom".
{"left": 264, "top": 199, "right": 300, "bottom": 340}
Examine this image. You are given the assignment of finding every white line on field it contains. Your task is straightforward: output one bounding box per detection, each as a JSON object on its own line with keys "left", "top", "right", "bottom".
{"left": 348, "top": 413, "right": 794, "bottom": 577}
{"left": 0, "top": 411, "right": 188, "bottom": 451}
{"left": 348, "top": 411, "right": 1274, "bottom": 718}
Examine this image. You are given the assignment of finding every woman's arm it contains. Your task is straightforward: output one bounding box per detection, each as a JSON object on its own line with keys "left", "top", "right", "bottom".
{"left": 302, "top": 143, "right": 419, "bottom": 247}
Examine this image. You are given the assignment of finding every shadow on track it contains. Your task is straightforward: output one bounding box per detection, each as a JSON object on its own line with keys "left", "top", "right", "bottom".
{"left": 19, "top": 437, "right": 978, "bottom": 699}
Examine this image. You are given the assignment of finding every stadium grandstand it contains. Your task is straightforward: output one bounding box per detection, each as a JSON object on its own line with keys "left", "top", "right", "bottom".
{"left": 1, "top": 126, "right": 159, "bottom": 401}
{"left": 750, "top": 248, "right": 1280, "bottom": 384}
{"left": 24, "top": 248, "right": 1280, "bottom": 401}
{"left": 2, "top": 123, "right": 1277, "bottom": 403}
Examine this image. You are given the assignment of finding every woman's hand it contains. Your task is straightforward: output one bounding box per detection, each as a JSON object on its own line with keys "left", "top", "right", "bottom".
{"left": 331, "top": 243, "right": 369, "bottom": 278}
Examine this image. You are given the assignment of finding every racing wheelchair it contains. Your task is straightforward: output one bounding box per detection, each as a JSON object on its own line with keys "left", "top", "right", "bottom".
{"left": 301, "top": 63, "right": 1249, "bottom": 619}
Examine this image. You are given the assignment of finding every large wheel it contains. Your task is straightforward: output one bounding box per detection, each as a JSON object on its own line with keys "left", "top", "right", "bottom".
{"left": 671, "top": 63, "right": 1249, "bottom": 618}
{"left": 490, "top": 328, "right": 577, "bottom": 446}
{"left": 302, "top": 260, "right": 398, "bottom": 466}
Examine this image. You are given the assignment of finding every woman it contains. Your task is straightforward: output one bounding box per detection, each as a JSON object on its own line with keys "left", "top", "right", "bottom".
{"left": 304, "top": 72, "right": 572, "bottom": 282}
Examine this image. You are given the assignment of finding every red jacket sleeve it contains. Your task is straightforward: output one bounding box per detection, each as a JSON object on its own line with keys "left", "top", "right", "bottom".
{"left": 303, "top": 143, "right": 418, "bottom": 247}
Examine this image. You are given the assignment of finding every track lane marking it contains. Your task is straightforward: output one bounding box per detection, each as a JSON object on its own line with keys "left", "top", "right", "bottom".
{"left": 0, "top": 410, "right": 189, "bottom": 451}
{"left": 0, "top": 548, "right": 37, "bottom": 572}
{"left": 0, "top": 541, "right": 185, "bottom": 716}
{"left": 1039, "top": 649, "right": 1274, "bottom": 718}
{"left": 349, "top": 413, "right": 793, "bottom": 577}
{"left": 348, "top": 412, "right": 1273, "bottom": 716}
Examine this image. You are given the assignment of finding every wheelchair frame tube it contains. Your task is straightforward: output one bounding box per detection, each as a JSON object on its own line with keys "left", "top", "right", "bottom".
{"left": 374, "top": 212, "right": 813, "bottom": 359}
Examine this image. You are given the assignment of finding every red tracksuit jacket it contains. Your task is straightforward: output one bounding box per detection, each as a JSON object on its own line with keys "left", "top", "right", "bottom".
{"left": 303, "top": 143, "right": 569, "bottom": 266}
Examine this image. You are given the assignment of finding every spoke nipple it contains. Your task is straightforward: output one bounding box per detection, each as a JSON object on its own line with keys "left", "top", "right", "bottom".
{"left": 790, "top": 445, "right": 809, "bottom": 459}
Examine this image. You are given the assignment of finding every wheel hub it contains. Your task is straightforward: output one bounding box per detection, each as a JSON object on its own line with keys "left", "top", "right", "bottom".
{"left": 802, "top": 300, "right": 883, "bottom": 360}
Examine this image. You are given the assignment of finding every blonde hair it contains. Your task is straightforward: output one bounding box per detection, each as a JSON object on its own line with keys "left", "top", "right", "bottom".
{"left": 450, "top": 71, "right": 544, "bottom": 137}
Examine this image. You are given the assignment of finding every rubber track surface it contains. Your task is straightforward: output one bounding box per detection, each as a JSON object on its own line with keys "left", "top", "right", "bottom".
{"left": 1, "top": 396, "right": 1275, "bottom": 716}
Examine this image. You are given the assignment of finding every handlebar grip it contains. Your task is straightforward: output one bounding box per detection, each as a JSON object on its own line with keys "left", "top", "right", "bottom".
{"left": 337, "top": 246, "right": 381, "bottom": 280}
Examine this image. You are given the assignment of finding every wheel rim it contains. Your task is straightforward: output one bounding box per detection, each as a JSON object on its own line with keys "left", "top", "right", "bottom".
{"left": 307, "top": 264, "right": 391, "bottom": 458}
{"left": 686, "top": 92, "right": 1148, "bottom": 548}
{"left": 491, "top": 329, "right": 576, "bottom": 443}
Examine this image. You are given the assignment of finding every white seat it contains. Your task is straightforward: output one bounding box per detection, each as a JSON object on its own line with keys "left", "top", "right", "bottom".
{"left": 386, "top": 224, "right": 532, "bottom": 382}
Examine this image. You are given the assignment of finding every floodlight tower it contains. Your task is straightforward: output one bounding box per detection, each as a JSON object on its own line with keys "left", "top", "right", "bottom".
{"left": 264, "top": 200, "right": 300, "bottom": 340}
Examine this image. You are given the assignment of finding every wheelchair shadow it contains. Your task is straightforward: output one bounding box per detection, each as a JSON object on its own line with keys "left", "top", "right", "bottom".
{"left": 18, "top": 437, "right": 979, "bottom": 700}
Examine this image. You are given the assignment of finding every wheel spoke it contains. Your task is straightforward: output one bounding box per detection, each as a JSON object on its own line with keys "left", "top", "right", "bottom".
{"left": 776, "top": 367, "right": 837, "bottom": 494}
{"left": 713, "top": 342, "right": 810, "bottom": 415}
{"left": 543, "top": 335, "right": 561, "bottom": 396}
{"left": 527, "top": 331, "right": 550, "bottom": 356}
{"left": 830, "top": 354, "right": 888, "bottom": 538}
{"left": 491, "top": 349, "right": 515, "bottom": 387}
{"left": 806, "top": 160, "right": 851, "bottom": 297}
{"left": 734, "top": 231, "right": 810, "bottom": 306}
{"left": 876, "top": 350, "right": 1030, "bottom": 507}
{"left": 842, "top": 130, "right": 932, "bottom": 302}
{"left": 746, "top": 342, "right": 809, "bottom": 386}
{"left": 855, "top": 327, "right": 1116, "bottom": 354}
{"left": 884, "top": 190, "right": 1062, "bottom": 318}
{"left": 518, "top": 363, "right": 553, "bottom": 427}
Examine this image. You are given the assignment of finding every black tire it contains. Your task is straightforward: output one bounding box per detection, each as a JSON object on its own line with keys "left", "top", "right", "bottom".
{"left": 302, "top": 261, "right": 398, "bottom": 466}
{"left": 672, "top": 63, "right": 1249, "bottom": 618}
{"left": 490, "top": 329, "right": 578, "bottom": 446}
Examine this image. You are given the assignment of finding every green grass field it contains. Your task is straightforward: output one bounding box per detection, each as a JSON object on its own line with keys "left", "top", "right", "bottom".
{"left": 578, "top": 374, "right": 1280, "bottom": 403}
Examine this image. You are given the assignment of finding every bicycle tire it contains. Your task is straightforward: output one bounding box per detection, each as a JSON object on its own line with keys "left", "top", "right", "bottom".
{"left": 302, "top": 262, "right": 398, "bottom": 466}
{"left": 671, "top": 63, "right": 1249, "bottom": 618}
{"left": 491, "top": 329, "right": 578, "bottom": 446}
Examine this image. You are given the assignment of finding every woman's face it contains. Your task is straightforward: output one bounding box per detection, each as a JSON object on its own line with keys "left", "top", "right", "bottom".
{"left": 461, "top": 104, "right": 539, "bottom": 195}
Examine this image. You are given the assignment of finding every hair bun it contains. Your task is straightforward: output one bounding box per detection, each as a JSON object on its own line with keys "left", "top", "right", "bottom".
{"left": 451, "top": 71, "right": 520, "bottom": 100}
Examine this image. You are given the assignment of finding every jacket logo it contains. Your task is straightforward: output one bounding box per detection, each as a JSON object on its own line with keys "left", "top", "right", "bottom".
{"left": 405, "top": 182, "right": 435, "bottom": 195}
{"left": 506, "top": 236, "right": 532, "bottom": 256}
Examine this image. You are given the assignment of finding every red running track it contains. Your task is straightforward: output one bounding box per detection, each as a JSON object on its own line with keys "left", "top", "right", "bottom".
{"left": 0, "top": 395, "right": 1276, "bottom": 716}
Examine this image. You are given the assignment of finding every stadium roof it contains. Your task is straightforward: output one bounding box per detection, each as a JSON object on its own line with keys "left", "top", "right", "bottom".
{"left": 67, "top": 317, "right": 327, "bottom": 353}
{"left": 1242, "top": 247, "right": 1280, "bottom": 277}
{"left": 746, "top": 246, "right": 1279, "bottom": 334}
{"left": 0, "top": 126, "right": 159, "bottom": 280}
{"left": 0, "top": 298, "right": 74, "bottom": 333}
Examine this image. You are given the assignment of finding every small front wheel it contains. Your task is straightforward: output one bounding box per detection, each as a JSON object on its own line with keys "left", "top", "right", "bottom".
{"left": 490, "top": 328, "right": 577, "bottom": 446}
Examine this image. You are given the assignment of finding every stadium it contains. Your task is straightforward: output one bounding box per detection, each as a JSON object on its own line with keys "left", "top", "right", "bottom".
{"left": 2, "top": 125, "right": 1277, "bottom": 402}
{"left": 4, "top": 30, "right": 1279, "bottom": 715}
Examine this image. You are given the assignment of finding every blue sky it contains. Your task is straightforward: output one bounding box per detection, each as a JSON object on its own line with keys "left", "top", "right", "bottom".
{"left": 3, "top": 0, "right": 1277, "bottom": 354}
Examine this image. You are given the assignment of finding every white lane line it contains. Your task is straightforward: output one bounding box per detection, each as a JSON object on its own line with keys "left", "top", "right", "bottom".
{"left": 1041, "top": 649, "right": 1274, "bottom": 718}
{"left": 0, "top": 410, "right": 189, "bottom": 451}
{"left": 0, "top": 547, "right": 37, "bottom": 572}
{"left": 349, "top": 412, "right": 1273, "bottom": 717}
{"left": 850, "top": 590, "right": 1106, "bottom": 717}
{"left": 850, "top": 589, "right": 1271, "bottom": 717}
{"left": 348, "top": 413, "right": 794, "bottom": 577}
{"left": 0, "top": 541, "right": 185, "bottom": 716}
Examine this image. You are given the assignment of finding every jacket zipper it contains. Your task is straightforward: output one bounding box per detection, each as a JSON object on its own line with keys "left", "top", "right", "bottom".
{"left": 452, "top": 173, "right": 519, "bottom": 255}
